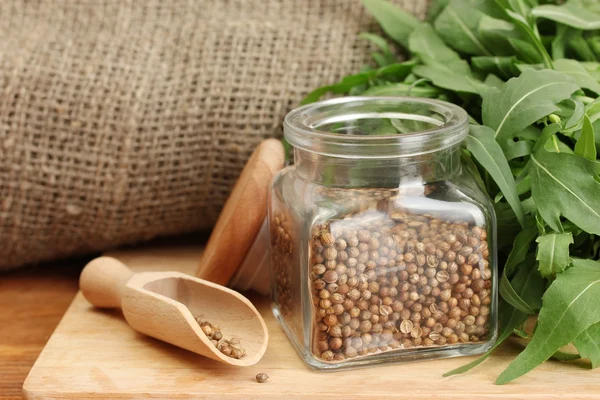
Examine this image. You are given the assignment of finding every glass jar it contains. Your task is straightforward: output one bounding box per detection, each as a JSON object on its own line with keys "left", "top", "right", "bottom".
{"left": 268, "top": 97, "right": 497, "bottom": 370}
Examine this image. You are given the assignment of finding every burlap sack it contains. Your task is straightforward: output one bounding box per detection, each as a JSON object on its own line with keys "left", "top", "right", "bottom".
{"left": 0, "top": 0, "right": 427, "bottom": 270}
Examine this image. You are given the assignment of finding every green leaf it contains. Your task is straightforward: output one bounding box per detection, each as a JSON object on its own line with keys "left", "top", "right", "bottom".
{"left": 552, "top": 24, "right": 575, "bottom": 60}
{"left": 427, "top": 0, "right": 451, "bottom": 22}
{"left": 466, "top": 125, "right": 525, "bottom": 226}
{"left": 502, "top": 8, "right": 554, "bottom": 68}
{"left": 581, "top": 62, "right": 600, "bottom": 80}
{"left": 516, "top": 125, "right": 542, "bottom": 141}
{"left": 569, "top": 32, "right": 598, "bottom": 62}
{"left": 509, "top": 37, "right": 544, "bottom": 64}
{"left": 586, "top": 100, "right": 600, "bottom": 124}
{"left": 506, "top": 0, "right": 536, "bottom": 15}
{"left": 301, "top": 60, "right": 416, "bottom": 104}
{"left": 560, "top": 98, "right": 585, "bottom": 133}
{"left": 359, "top": 33, "right": 394, "bottom": 56}
{"left": 544, "top": 135, "right": 575, "bottom": 154}
{"left": 474, "top": 0, "right": 512, "bottom": 19}
{"left": 500, "top": 269, "right": 536, "bottom": 313}
{"left": 589, "top": 37, "right": 600, "bottom": 60}
{"left": 536, "top": 232, "right": 574, "bottom": 278}
{"left": 361, "top": 82, "right": 440, "bottom": 98}
{"left": 530, "top": 149, "right": 600, "bottom": 235}
{"left": 361, "top": 0, "right": 420, "bottom": 48}
{"left": 532, "top": 1, "right": 600, "bottom": 30}
{"left": 408, "top": 24, "right": 471, "bottom": 73}
{"left": 574, "top": 321, "right": 600, "bottom": 368}
{"left": 504, "top": 139, "right": 533, "bottom": 160}
{"left": 484, "top": 74, "right": 506, "bottom": 89}
{"left": 574, "top": 115, "right": 597, "bottom": 160}
{"left": 533, "top": 123, "right": 562, "bottom": 153}
{"left": 505, "top": 223, "right": 538, "bottom": 276}
{"left": 412, "top": 64, "right": 486, "bottom": 94}
{"left": 408, "top": 25, "right": 486, "bottom": 94}
{"left": 497, "top": 259, "right": 600, "bottom": 384}
{"left": 482, "top": 69, "right": 579, "bottom": 143}
{"left": 554, "top": 59, "right": 600, "bottom": 95}
{"left": 433, "top": 0, "right": 492, "bottom": 56}
{"left": 472, "top": 56, "right": 521, "bottom": 79}
{"left": 535, "top": 212, "right": 547, "bottom": 235}
{"left": 445, "top": 261, "right": 544, "bottom": 376}
{"left": 551, "top": 350, "right": 582, "bottom": 362}
{"left": 513, "top": 327, "right": 530, "bottom": 339}
{"left": 359, "top": 33, "right": 396, "bottom": 66}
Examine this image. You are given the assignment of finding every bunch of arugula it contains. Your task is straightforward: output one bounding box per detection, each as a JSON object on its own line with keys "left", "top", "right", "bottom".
{"left": 301, "top": 0, "right": 600, "bottom": 384}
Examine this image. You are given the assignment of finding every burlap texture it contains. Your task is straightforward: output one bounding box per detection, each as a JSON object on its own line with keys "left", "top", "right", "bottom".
{"left": 0, "top": 0, "right": 427, "bottom": 270}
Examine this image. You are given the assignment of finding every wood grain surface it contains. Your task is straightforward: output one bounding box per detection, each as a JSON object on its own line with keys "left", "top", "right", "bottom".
{"left": 23, "top": 242, "right": 600, "bottom": 399}
{"left": 0, "top": 260, "right": 82, "bottom": 400}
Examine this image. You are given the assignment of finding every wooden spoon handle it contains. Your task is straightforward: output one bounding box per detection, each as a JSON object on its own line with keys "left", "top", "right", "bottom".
{"left": 80, "top": 257, "right": 134, "bottom": 308}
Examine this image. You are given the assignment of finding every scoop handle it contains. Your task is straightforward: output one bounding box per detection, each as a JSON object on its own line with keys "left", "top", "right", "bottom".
{"left": 80, "top": 256, "right": 134, "bottom": 308}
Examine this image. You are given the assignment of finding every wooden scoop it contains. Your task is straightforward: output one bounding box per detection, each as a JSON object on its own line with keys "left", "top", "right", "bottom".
{"left": 79, "top": 256, "right": 269, "bottom": 366}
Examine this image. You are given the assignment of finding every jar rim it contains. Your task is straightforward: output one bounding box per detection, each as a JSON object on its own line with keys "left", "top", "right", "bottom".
{"left": 284, "top": 96, "right": 469, "bottom": 159}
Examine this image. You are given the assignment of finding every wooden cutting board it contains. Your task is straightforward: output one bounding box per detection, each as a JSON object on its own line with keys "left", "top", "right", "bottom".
{"left": 23, "top": 242, "right": 600, "bottom": 399}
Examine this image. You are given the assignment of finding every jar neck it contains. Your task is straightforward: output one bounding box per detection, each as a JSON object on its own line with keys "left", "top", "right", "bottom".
{"left": 294, "top": 145, "right": 462, "bottom": 188}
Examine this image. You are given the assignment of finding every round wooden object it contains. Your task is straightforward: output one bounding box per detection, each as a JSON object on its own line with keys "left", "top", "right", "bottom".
{"left": 196, "top": 139, "right": 285, "bottom": 286}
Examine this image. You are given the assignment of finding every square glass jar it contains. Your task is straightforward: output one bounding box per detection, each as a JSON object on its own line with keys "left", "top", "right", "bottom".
{"left": 268, "top": 97, "right": 497, "bottom": 370}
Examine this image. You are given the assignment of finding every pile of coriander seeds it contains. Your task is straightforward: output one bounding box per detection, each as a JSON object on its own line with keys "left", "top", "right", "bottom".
{"left": 196, "top": 317, "right": 246, "bottom": 359}
{"left": 310, "top": 208, "right": 492, "bottom": 362}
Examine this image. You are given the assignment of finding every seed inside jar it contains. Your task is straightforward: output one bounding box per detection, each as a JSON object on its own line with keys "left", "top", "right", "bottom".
{"left": 307, "top": 201, "right": 492, "bottom": 362}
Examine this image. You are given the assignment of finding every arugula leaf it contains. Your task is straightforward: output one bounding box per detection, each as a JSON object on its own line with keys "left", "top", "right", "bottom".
{"left": 412, "top": 64, "right": 486, "bottom": 94}
{"left": 532, "top": 1, "right": 600, "bottom": 30}
{"left": 586, "top": 100, "right": 600, "bottom": 124}
{"left": 581, "top": 62, "right": 600, "bottom": 80}
{"left": 544, "top": 135, "right": 575, "bottom": 154}
{"left": 530, "top": 148, "right": 600, "bottom": 235}
{"left": 569, "top": 32, "right": 599, "bottom": 62}
{"left": 484, "top": 73, "right": 506, "bottom": 89}
{"left": 445, "top": 261, "right": 544, "bottom": 376}
{"left": 466, "top": 125, "right": 525, "bottom": 226}
{"left": 409, "top": 24, "right": 471, "bottom": 73}
{"left": 574, "top": 115, "right": 597, "bottom": 160}
{"left": 477, "top": 15, "right": 521, "bottom": 57}
{"left": 551, "top": 350, "right": 582, "bottom": 362}
{"left": 434, "top": 0, "right": 493, "bottom": 56}
{"left": 574, "top": 321, "right": 600, "bottom": 368}
{"left": 359, "top": 33, "right": 397, "bottom": 66}
{"left": 559, "top": 98, "right": 586, "bottom": 132}
{"left": 552, "top": 24, "right": 576, "bottom": 60}
{"left": 409, "top": 25, "right": 486, "bottom": 94}
{"left": 533, "top": 123, "right": 562, "bottom": 153}
{"left": 482, "top": 69, "right": 579, "bottom": 143}
{"left": 500, "top": 269, "right": 537, "bottom": 313}
{"left": 472, "top": 56, "right": 521, "bottom": 79}
{"left": 504, "top": 139, "right": 534, "bottom": 160}
{"left": 505, "top": 223, "right": 539, "bottom": 276}
{"left": 361, "top": 0, "right": 420, "bottom": 48}
{"left": 511, "top": 38, "right": 546, "bottom": 64}
{"left": 497, "top": 259, "right": 600, "bottom": 384}
{"left": 306, "top": 0, "right": 600, "bottom": 382}
{"left": 536, "top": 232, "right": 574, "bottom": 278}
{"left": 427, "top": 0, "right": 451, "bottom": 22}
{"left": 501, "top": 7, "right": 554, "bottom": 68}
{"left": 589, "top": 37, "right": 600, "bottom": 60}
{"left": 361, "top": 82, "right": 440, "bottom": 98}
{"left": 301, "top": 61, "right": 416, "bottom": 104}
{"left": 554, "top": 59, "right": 600, "bottom": 95}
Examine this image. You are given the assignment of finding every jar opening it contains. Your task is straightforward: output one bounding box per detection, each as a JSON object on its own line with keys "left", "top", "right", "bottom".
{"left": 284, "top": 97, "right": 469, "bottom": 159}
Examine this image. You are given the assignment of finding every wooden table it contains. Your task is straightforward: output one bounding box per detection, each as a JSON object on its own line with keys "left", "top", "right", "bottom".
{"left": 0, "top": 260, "right": 83, "bottom": 400}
